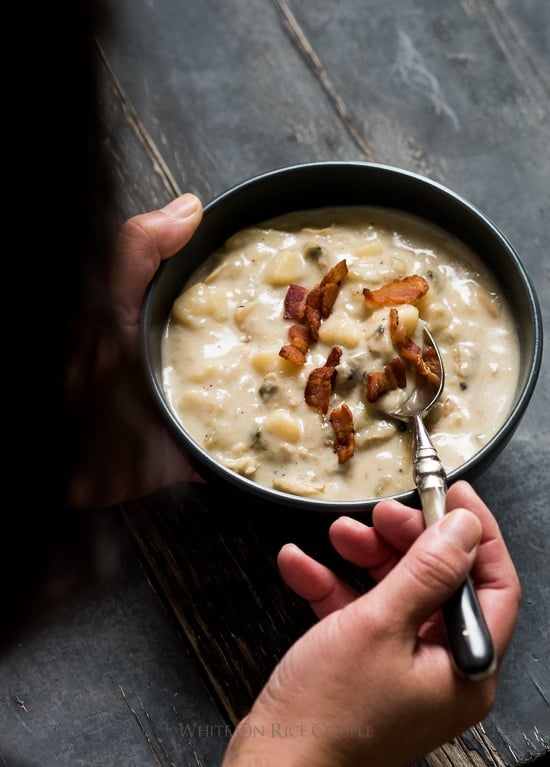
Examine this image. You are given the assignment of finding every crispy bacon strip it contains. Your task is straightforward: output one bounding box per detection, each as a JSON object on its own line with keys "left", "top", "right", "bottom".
{"left": 288, "top": 323, "right": 311, "bottom": 353}
{"left": 388, "top": 308, "right": 422, "bottom": 362}
{"left": 304, "top": 367, "right": 335, "bottom": 413}
{"left": 279, "top": 345, "right": 304, "bottom": 365}
{"left": 279, "top": 324, "right": 312, "bottom": 365}
{"left": 366, "top": 357, "right": 407, "bottom": 403}
{"left": 417, "top": 344, "right": 442, "bottom": 386}
{"left": 325, "top": 346, "right": 342, "bottom": 368}
{"left": 303, "top": 260, "right": 348, "bottom": 341}
{"left": 363, "top": 275, "right": 429, "bottom": 310}
{"left": 305, "top": 347, "right": 342, "bottom": 414}
{"left": 330, "top": 403, "right": 355, "bottom": 463}
{"left": 305, "top": 286, "right": 323, "bottom": 341}
{"left": 389, "top": 308, "right": 441, "bottom": 386}
{"left": 319, "top": 260, "right": 348, "bottom": 316}
{"left": 280, "top": 259, "right": 348, "bottom": 361}
{"left": 283, "top": 284, "right": 308, "bottom": 320}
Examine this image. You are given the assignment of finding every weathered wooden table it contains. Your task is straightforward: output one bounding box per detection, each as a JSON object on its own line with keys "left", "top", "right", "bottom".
{"left": 2, "top": 1, "right": 548, "bottom": 765}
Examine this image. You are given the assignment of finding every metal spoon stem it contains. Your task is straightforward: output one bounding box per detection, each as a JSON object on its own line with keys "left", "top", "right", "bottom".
{"left": 411, "top": 413, "right": 447, "bottom": 526}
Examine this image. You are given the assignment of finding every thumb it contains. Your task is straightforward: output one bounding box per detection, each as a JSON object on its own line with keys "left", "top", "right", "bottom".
{"left": 111, "top": 193, "right": 203, "bottom": 327}
{"left": 372, "top": 507, "right": 482, "bottom": 633}
{"left": 131, "top": 193, "right": 203, "bottom": 261}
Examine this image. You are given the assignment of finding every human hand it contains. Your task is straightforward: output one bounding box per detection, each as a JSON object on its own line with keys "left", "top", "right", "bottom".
{"left": 68, "top": 193, "right": 204, "bottom": 508}
{"left": 222, "top": 481, "right": 520, "bottom": 767}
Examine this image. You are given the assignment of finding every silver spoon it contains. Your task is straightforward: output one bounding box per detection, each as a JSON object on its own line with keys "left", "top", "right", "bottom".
{"left": 378, "top": 326, "right": 496, "bottom": 680}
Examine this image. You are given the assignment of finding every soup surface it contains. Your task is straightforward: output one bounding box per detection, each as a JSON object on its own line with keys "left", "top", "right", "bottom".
{"left": 162, "top": 207, "right": 519, "bottom": 501}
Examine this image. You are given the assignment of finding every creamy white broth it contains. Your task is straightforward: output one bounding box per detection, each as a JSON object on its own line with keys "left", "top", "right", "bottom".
{"left": 162, "top": 206, "right": 520, "bottom": 501}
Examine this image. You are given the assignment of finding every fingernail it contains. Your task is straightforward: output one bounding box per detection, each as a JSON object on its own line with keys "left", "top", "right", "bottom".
{"left": 163, "top": 193, "right": 201, "bottom": 219}
{"left": 439, "top": 508, "right": 482, "bottom": 553}
{"left": 280, "top": 542, "right": 299, "bottom": 553}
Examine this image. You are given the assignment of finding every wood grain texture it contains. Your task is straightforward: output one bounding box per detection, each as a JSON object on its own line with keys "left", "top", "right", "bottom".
{"left": 0, "top": 529, "right": 230, "bottom": 767}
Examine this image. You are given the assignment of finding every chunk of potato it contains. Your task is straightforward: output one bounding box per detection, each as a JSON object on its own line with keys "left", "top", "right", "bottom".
{"left": 421, "top": 301, "right": 452, "bottom": 334}
{"left": 395, "top": 304, "right": 419, "bottom": 335}
{"left": 263, "top": 251, "right": 306, "bottom": 285}
{"left": 251, "top": 351, "right": 279, "bottom": 375}
{"left": 263, "top": 409, "right": 303, "bottom": 442}
{"left": 318, "top": 312, "right": 362, "bottom": 347}
{"left": 172, "top": 283, "right": 229, "bottom": 326}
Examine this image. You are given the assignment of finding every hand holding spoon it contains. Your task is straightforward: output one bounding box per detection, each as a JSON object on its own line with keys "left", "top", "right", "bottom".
{"left": 377, "top": 326, "right": 496, "bottom": 680}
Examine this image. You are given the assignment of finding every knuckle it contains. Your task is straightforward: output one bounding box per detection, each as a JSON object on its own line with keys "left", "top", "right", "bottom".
{"left": 407, "top": 547, "right": 466, "bottom": 592}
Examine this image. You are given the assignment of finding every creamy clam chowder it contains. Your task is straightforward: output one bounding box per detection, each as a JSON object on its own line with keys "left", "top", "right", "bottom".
{"left": 162, "top": 207, "right": 520, "bottom": 501}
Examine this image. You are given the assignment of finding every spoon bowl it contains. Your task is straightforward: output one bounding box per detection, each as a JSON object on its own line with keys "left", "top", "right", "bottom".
{"left": 377, "top": 325, "right": 496, "bottom": 680}
{"left": 383, "top": 327, "right": 445, "bottom": 423}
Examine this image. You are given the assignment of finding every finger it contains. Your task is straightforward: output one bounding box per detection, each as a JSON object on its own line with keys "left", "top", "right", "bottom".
{"left": 277, "top": 543, "right": 359, "bottom": 619}
{"left": 372, "top": 498, "right": 425, "bottom": 552}
{"left": 367, "top": 508, "right": 483, "bottom": 640}
{"left": 329, "top": 502, "right": 426, "bottom": 584}
{"left": 110, "top": 193, "right": 203, "bottom": 327}
{"left": 328, "top": 517, "right": 402, "bottom": 582}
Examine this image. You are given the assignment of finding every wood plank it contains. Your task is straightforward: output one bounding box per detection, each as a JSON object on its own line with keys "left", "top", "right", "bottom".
{"left": 96, "top": 47, "right": 179, "bottom": 222}
{"left": 0, "top": 526, "right": 230, "bottom": 767}
{"left": 99, "top": 0, "right": 365, "bottom": 201}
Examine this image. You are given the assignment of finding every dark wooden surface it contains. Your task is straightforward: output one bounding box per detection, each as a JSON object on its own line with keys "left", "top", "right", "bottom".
{"left": 2, "top": 1, "right": 549, "bottom": 765}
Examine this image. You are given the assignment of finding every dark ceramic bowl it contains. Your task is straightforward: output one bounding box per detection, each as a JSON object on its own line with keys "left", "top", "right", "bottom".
{"left": 140, "top": 162, "right": 543, "bottom": 514}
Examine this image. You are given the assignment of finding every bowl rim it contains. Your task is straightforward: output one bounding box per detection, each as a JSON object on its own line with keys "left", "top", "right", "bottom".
{"left": 141, "top": 160, "right": 544, "bottom": 513}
